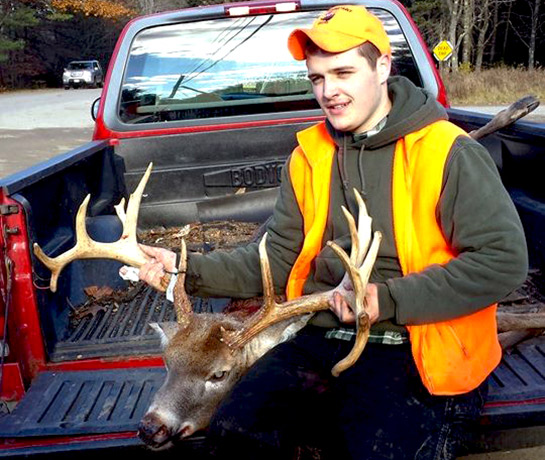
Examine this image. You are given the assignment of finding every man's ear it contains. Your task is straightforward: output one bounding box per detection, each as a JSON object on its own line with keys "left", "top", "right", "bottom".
{"left": 150, "top": 322, "right": 180, "bottom": 349}
{"left": 377, "top": 53, "right": 392, "bottom": 84}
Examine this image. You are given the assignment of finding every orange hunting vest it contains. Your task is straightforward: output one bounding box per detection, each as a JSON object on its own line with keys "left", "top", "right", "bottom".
{"left": 286, "top": 121, "right": 501, "bottom": 395}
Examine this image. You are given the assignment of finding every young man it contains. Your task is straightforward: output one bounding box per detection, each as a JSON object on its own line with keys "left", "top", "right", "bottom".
{"left": 138, "top": 5, "right": 528, "bottom": 459}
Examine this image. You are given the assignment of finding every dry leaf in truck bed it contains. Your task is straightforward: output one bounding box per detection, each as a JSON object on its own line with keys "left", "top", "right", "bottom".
{"left": 84, "top": 285, "right": 115, "bottom": 300}
{"left": 138, "top": 221, "right": 261, "bottom": 252}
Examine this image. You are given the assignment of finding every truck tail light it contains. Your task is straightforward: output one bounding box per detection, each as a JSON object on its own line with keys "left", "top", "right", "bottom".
{"left": 226, "top": 2, "right": 299, "bottom": 16}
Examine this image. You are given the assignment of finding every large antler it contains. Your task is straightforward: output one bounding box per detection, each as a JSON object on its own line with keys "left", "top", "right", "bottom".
{"left": 224, "top": 189, "right": 382, "bottom": 377}
{"left": 33, "top": 163, "right": 154, "bottom": 292}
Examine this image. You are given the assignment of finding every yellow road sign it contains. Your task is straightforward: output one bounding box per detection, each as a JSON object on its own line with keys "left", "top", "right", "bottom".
{"left": 433, "top": 40, "right": 454, "bottom": 61}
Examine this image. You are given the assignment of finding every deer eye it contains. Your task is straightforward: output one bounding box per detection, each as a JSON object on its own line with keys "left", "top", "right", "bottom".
{"left": 210, "top": 370, "right": 228, "bottom": 381}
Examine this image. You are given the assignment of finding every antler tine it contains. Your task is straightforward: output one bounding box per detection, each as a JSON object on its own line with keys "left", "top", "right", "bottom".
{"left": 33, "top": 194, "right": 93, "bottom": 293}
{"left": 354, "top": 189, "right": 372, "bottom": 266}
{"left": 328, "top": 230, "right": 382, "bottom": 376}
{"left": 114, "top": 198, "right": 126, "bottom": 223}
{"left": 341, "top": 206, "right": 360, "bottom": 266}
{"left": 33, "top": 163, "right": 154, "bottom": 292}
{"left": 173, "top": 238, "right": 193, "bottom": 326}
{"left": 123, "top": 163, "right": 153, "bottom": 242}
{"left": 339, "top": 190, "right": 371, "bottom": 267}
{"left": 328, "top": 188, "right": 382, "bottom": 375}
{"left": 259, "top": 234, "right": 278, "bottom": 310}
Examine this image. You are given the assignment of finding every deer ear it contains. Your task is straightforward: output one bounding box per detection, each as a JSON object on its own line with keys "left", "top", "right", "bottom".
{"left": 150, "top": 322, "right": 180, "bottom": 349}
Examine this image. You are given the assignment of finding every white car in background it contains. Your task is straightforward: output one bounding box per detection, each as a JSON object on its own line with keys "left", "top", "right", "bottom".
{"left": 63, "top": 60, "right": 103, "bottom": 89}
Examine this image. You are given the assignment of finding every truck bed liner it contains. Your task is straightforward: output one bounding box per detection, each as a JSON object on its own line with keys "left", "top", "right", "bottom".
{"left": 0, "top": 368, "right": 165, "bottom": 437}
{"left": 484, "top": 337, "right": 545, "bottom": 427}
{"left": 50, "top": 287, "right": 229, "bottom": 362}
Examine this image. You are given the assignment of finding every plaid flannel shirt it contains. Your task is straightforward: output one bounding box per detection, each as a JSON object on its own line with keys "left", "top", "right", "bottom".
{"left": 325, "top": 327, "right": 409, "bottom": 345}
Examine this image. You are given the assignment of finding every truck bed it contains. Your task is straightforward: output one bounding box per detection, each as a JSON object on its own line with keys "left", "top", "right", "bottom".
{"left": 0, "top": 335, "right": 544, "bottom": 457}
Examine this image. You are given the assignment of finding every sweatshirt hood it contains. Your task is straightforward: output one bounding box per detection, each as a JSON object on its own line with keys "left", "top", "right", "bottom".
{"left": 327, "top": 76, "right": 448, "bottom": 150}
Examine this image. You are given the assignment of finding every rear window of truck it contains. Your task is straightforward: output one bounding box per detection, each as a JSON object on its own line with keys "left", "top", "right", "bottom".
{"left": 119, "top": 8, "right": 421, "bottom": 125}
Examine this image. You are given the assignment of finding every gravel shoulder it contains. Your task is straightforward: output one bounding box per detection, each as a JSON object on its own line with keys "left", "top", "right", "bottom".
{"left": 0, "top": 127, "right": 94, "bottom": 177}
{"left": 0, "top": 88, "right": 100, "bottom": 129}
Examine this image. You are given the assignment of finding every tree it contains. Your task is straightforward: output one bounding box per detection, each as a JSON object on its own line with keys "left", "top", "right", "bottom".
{"left": 445, "top": 0, "right": 464, "bottom": 70}
{"left": 487, "top": 0, "right": 499, "bottom": 63}
{"left": 0, "top": 0, "right": 135, "bottom": 88}
{"left": 510, "top": 0, "right": 544, "bottom": 69}
{"left": 51, "top": 0, "right": 135, "bottom": 19}
{"left": 474, "top": 0, "right": 490, "bottom": 71}
{"left": 409, "top": 0, "right": 446, "bottom": 46}
{"left": 0, "top": 1, "right": 40, "bottom": 63}
{"left": 461, "top": 0, "right": 473, "bottom": 65}
{"left": 0, "top": 1, "right": 55, "bottom": 87}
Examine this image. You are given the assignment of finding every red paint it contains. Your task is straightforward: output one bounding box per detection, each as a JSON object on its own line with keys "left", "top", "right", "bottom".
{"left": 0, "top": 431, "right": 137, "bottom": 451}
{"left": 0, "top": 195, "right": 47, "bottom": 385}
{"left": 224, "top": 0, "right": 301, "bottom": 15}
{"left": 46, "top": 356, "right": 164, "bottom": 372}
{"left": 0, "top": 363, "right": 24, "bottom": 401}
{"left": 91, "top": 11, "right": 128, "bottom": 142}
{"left": 485, "top": 397, "right": 545, "bottom": 408}
{"left": 94, "top": 115, "right": 324, "bottom": 142}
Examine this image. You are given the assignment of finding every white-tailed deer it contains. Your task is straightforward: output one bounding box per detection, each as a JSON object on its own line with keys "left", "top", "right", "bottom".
{"left": 33, "top": 163, "right": 381, "bottom": 449}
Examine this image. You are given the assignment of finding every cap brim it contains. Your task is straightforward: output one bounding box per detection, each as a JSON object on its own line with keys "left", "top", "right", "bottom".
{"left": 288, "top": 28, "right": 367, "bottom": 61}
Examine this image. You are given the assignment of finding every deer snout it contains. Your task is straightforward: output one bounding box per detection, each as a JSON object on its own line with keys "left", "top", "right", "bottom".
{"left": 138, "top": 412, "right": 175, "bottom": 448}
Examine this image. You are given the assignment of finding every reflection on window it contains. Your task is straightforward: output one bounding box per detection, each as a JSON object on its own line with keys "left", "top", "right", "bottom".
{"left": 119, "top": 9, "right": 421, "bottom": 124}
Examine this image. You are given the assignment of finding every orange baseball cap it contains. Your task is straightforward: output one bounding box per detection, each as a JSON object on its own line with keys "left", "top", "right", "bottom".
{"left": 288, "top": 5, "right": 391, "bottom": 61}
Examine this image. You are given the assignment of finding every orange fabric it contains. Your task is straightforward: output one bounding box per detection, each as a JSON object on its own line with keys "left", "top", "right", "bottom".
{"left": 286, "top": 122, "right": 336, "bottom": 300}
{"left": 287, "top": 5, "right": 391, "bottom": 61}
{"left": 286, "top": 120, "right": 501, "bottom": 395}
{"left": 392, "top": 120, "right": 501, "bottom": 395}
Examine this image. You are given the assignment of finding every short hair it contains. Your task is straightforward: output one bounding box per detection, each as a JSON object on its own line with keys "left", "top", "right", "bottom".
{"left": 304, "top": 41, "right": 382, "bottom": 67}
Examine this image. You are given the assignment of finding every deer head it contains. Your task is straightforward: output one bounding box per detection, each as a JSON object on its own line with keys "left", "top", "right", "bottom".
{"left": 33, "top": 163, "right": 381, "bottom": 449}
{"left": 139, "top": 316, "right": 247, "bottom": 449}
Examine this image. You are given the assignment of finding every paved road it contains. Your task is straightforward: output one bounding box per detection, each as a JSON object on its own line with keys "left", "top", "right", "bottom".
{"left": 0, "top": 89, "right": 545, "bottom": 459}
{"left": 0, "top": 88, "right": 100, "bottom": 177}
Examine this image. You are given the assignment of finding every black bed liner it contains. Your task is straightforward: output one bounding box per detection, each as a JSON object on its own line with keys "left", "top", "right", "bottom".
{"left": 0, "top": 368, "right": 165, "bottom": 438}
{"left": 486, "top": 337, "right": 545, "bottom": 421}
{"left": 50, "top": 286, "right": 230, "bottom": 362}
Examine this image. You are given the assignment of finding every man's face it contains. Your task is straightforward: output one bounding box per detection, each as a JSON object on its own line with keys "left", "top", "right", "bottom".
{"left": 306, "top": 47, "right": 391, "bottom": 134}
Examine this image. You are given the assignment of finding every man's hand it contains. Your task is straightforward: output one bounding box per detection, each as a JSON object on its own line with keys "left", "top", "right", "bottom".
{"left": 329, "top": 283, "right": 379, "bottom": 325}
{"left": 120, "top": 244, "right": 177, "bottom": 292}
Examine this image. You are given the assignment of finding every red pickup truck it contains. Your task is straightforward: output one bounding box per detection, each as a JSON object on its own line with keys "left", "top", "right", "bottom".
{"left": 0, "top": 0, "right": 544, "bottom": 457}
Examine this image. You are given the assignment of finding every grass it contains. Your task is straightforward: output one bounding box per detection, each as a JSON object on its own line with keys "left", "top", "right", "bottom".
{"left": 442, "top": 67, "right": 545, "bottom": 105}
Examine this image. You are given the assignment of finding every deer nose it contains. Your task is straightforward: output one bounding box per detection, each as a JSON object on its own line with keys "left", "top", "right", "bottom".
{"left": 138, "top": 412, "right": 173, "bottom": 447}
